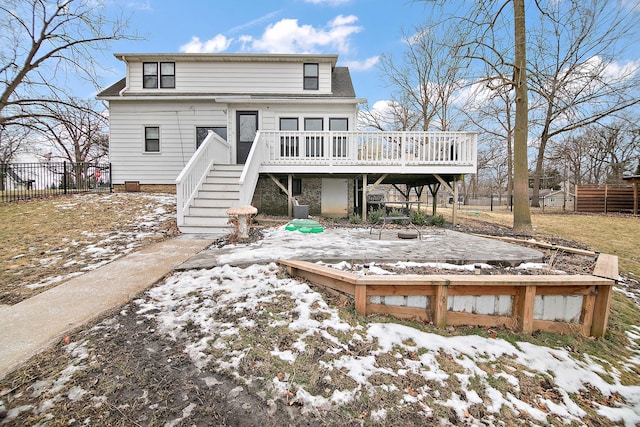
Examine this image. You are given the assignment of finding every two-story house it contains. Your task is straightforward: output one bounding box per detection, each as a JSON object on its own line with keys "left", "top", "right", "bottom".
{"left": 97, "top": 53, "right": 477, "bottom": 234}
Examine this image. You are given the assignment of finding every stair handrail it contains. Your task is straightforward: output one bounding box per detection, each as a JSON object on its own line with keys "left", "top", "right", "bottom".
{"left": 176, "top": 131, "right": 231, "bottom": 226}
{"left": 238, "top": 130, "right": 264, "bottom": 205}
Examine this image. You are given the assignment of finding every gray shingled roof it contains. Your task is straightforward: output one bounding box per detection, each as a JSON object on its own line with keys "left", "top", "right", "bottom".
{"left": 97, "top": 78, "right": 126, "bottom": 97}
{"left": 97, "top": 67, "right": 356, "bottom": 99}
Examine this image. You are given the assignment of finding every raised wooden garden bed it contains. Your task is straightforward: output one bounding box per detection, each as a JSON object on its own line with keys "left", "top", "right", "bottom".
{"left": 278, "top": 253, "right": 618, "bottom": 338}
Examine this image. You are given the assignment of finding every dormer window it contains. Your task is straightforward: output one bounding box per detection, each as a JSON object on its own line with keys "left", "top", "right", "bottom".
{"left": 303, "top": 63, "right": 319, "bottom": 90}
{"left": 143, "top": 61, "right": 175, "bottom": 89}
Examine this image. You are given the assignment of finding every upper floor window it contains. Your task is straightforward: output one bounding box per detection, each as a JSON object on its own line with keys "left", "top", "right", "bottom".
{"left": 144, "top": 126, "right": 160, "bottom": 152}
{"left": 303, "top": 63, "right": 319, "bottom": 90}
{"left": 143, "top": 61, "right": 175, "bottom": 89}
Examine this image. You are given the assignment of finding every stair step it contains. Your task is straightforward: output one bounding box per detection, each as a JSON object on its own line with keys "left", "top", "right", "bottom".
{"left": 200, "top": 183, "right": 240, "bottom": 192}
{"left": 182, "top": 215, "right": 231, "bottom": 227}
{"left": 197, "top": 190, "right": 240, "bottom": 199}
{"left": 192, "top": 198, "right": 240, "bottom": 208}
{"left": 188, "top": 206, "right": 231, "bottom": 216}
{"left": 204, "top": 176, "right": 241, "bottom": 184}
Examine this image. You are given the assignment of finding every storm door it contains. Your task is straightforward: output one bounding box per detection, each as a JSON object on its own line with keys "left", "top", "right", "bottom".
{"left": 236, "top": 111, "right": 258, "bottom": 164}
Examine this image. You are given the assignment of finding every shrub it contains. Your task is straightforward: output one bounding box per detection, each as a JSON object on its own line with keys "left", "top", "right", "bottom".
{"left": 367, "top": 208, "right": 384, "bottom": 224}
{"left": 429, "top": 214, "right": 446, "bottom": 227}
{"left": 411, "top": 210, "right": 427, "bottom": 226}
{"left": 349, "top": 214, "right": 362, "bottom": 224}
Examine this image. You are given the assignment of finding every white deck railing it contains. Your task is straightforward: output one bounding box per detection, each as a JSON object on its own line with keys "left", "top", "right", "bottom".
{"left": 238, "top": 131, "right": 264, "bottom": 205}
{"left": 258, "top": 131, "right": 476, "bottom": 167}
{"left": 175, "top": 131, "right": 231, "bottom": 226}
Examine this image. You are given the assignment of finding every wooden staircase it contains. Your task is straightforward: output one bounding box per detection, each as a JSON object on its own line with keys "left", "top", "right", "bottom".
{"left": 179, "top": 165, "right": 243, "bottom": 234}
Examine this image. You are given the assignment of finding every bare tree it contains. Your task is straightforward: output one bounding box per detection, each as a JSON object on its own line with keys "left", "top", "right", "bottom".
{"left": 378, "top": 20, "right": 470, "bottom": 131}
{"left": 550, "top": 121, "right": 640, "bottom": 186}
{"left": 359, "top": 98, "right": 421, "bottom": 132}
{"left": 36, "top": 98, "right": 108, "bottom": 188}
{"left": 415, "top": 0, "right": 532, "bottom": 231}
{"left": 527, "top": 0, "right": 640, "bottom": 205}
{"left": 0, "top": 0, "right": 134, "bottom": 128}
{"left": 0, "top": 123, "right": 31, "bottom": 163}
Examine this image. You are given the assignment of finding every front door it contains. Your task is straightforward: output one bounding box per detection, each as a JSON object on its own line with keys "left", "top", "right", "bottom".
{"left": 236, "top": 111, "right": 258, "bottom": 164}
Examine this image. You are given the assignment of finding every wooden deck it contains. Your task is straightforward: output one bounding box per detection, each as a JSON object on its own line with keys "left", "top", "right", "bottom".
{"left": 278, "top": 254, "right": 618, "bottom": 338}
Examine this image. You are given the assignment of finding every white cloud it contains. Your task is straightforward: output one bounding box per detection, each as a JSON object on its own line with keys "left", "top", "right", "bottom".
{"left": 343, "top": 56, "right": 379, "bottom": 71}
{"left": 243, "top": 15, "right": 362, "bottom": 54}
{"left": 179, "top": 35, "right": 232, "bottom": 53}
{"left": 126, "top": 0, "right": 151, "bottom": 11}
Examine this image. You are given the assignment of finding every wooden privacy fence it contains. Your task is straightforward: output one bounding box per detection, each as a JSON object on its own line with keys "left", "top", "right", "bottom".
{"left": 575, "top": 184, "right": 634, "bottom": 214}
{"left": 279, "top": 254, "right": 618, "bottom": 338}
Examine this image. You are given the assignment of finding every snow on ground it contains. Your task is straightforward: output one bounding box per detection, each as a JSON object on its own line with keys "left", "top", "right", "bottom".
{"left": 129, "top": 259, "right": 640, "bottom": 426}
{"left": 22, "top": 193, "right": 176, "bottom": 290}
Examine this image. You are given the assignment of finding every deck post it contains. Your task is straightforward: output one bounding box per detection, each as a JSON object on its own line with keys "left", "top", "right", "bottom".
{"left": 433, "top": 284, "right": 448, "bottom": 327}
{"left": 591, "top": 285, "right": 612, "bottom": 338}
{"left": 288, "top": 174, "right": 293, "bottom": 217}
{"left": 355, "top": 284, "right": 367, "bottom": 315}
{"left": 362, "top": 174, "right": 368, "bottom": 222}
{"left": 514, "top": 285, "right": 536, "bottom": 333}
{"left": 452, "top": 177, "right": 458, "bottom": 226}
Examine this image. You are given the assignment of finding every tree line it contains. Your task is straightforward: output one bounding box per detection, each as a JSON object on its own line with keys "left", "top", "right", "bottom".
{"left": 362, "top": 0, "right": 640, "bottom": 229}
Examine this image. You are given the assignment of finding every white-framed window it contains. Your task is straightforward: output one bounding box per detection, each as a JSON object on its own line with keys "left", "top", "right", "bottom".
{"left": 144, "top": 126, "right": 160, "bottom": 152}
{"left": 279, "top": 117, "right": 299, "bottom": 157}
{"left": 143, "top": 61, "right": 175, "bottom": 89}
{"left": 196, "top": 126, "right": 227, "bottom": 149}
{"left": 329, "top": 118, "right": 348, "bottom": 157}
{"left": 304, "top": 117, "right": 323, "bottom": 157}
{"left": 303, "top": 63, "right": 319, "bottom": 90}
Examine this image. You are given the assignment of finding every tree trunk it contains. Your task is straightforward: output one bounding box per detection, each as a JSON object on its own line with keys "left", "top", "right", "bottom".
{"left": 512, "top": 0, "right": 533, "bottom": 232}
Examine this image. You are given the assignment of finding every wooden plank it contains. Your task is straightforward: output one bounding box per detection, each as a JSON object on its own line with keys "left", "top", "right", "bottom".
{"left": 280, "top": 259, "right": 358, "bottom": 284}
{"left": 580, "top": 294, "right": 596, "bottom": 335}
{"left": 591, "top": 284, "right": 613, "bottom": 338}
{"left": 593, "top": 254, "right": 619, "bottom": 281}
{"left": 448, "top": 285, "right": 517, "bottom": 296}
{"left": 367, "top": 284, "right": 436, "bottom": 296}
{"left": 514, "top": 285, "right": 536, "bottom": 334}
{"left": 474, "top": 234, "right": 598, "bottom": 257}
{"left": 355, "top": 285, "right": 367, "bottom": 316}
{"left": 446, "top": 312, "right": 517, "bottom": 329}
{"left": 534, "top": 285, "right": 597, "bottom": 296}
{"left": 442, "top": 275, "right": 610, "bottom": 286}
{"left": 433, "top": 285, "right": 448, "bottom": 328}
{"left": 367, "top": 304, "right": 431, "bottom": 322}
{"left": 285, "top": 267, "right": 355, "bottom": 296}
{"left": 357, "top": 274, "right": 447, "bottom": 285}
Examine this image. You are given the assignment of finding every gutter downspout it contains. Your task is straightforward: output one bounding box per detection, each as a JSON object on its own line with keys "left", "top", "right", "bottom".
{"left": 118, "top": 55, "right": 129, "bottom": 96}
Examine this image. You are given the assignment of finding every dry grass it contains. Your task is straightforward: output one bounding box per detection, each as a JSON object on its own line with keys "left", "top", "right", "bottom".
{"left": 0, "top": 193, "right": 178, "bottom": 304}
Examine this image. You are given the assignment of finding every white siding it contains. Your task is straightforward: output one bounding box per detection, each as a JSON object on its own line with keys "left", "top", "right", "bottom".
{"left": 109, "top": 100, "right": 358, "bottom": 184}
{"left": 127, "top": 60, "right": 333, "bottom": 94}
{"left": 109, "top": 100, "right": 228, "bottom": 184}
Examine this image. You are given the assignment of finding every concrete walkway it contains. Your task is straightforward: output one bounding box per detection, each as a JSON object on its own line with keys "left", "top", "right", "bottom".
{"left": 0, "top": 236, "right": 212, "bottom": 380}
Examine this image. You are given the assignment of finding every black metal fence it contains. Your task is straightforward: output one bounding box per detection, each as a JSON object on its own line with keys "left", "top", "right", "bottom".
{"left": 0, "top": 162, "right": 112, "bottom": 203}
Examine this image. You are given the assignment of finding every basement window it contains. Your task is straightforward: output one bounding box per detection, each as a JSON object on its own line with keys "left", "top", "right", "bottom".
{"left": 279, "top": 178, "right": 302, "bottom": 196}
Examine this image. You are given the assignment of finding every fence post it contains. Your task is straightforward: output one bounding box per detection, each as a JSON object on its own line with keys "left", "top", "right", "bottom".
{"left": 63, "top": 162, "right": 68, "bottom": 194}
{"left": 109, "top": 163, "right": 113, "bottom": 193}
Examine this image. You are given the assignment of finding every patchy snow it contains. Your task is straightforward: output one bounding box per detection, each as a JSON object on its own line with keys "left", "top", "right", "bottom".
{"left": 128, "top": 260, "right": 640, "bottom": 426}
{"left": 20, "top": 193, "right": 176, "bottom": 290}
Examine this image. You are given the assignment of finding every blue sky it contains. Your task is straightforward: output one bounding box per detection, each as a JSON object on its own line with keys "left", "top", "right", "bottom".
{"left": 99, "top": 0, "right": 434, "bottom": 105}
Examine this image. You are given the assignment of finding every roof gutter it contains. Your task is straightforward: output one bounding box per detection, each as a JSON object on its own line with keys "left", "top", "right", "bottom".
{"left": 118, "top": 55, "right": 129, "bottom": 97}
